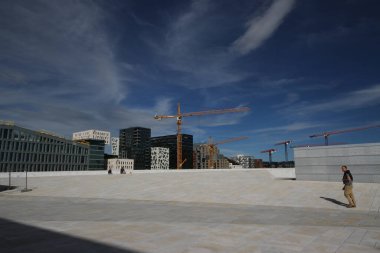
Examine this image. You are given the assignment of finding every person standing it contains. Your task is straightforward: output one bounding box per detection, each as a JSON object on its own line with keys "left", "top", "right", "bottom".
{"left": 341, "top": 165, "right": 356, "bottom": 208}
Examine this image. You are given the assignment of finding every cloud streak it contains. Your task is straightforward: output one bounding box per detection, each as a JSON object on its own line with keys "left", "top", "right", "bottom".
{"left": 251, "top": 122, "right": 323, "bottom": 134}
{"left": 287, "top": 84, "right": 380, "bottom": 115}
{"left": 231, "top": 0, "right": 296, "bottom": 55}
{"left": 0, "top": 0, "right": 125, "bottom": 103}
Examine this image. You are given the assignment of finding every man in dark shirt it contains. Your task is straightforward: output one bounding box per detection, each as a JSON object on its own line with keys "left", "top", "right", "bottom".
{"left": 341, "top": 165, "right": 356, "bottom": 208}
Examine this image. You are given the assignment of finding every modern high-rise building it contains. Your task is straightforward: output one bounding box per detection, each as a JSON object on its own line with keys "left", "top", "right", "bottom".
{"left": 0, "top": 121, "right": 90, "bottom": 172}
{"left": 151, "top": 147, "right": 169, "bottom": 170}
{"left": 119, "top": 127, "right": 151, "bottom": 170}
{"left": 151, "top": 134, "right": 193, "bottom": 169}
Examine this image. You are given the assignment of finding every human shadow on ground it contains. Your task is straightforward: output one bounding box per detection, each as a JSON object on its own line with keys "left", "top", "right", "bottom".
{"left": 0, "top": 218, "right": 142, "bottom": 253}
{"left": 320, "top": 197, "right": 348, "bottom": 207}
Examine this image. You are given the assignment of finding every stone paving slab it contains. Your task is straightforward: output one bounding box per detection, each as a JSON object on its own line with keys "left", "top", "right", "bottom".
{"left": 1, "top": 170, "right": 380, "bottom": 252}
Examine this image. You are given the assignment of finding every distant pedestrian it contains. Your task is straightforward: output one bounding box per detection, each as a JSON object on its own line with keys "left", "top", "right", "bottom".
{"left": 341, "top": 165, "right": 356, "bottom": 208}
{"left": 108, "top": 169, "right": 112, "bottom": 175}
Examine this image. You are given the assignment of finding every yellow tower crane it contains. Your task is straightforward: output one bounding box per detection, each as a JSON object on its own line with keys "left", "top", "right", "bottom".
{"left": 154, "top": 103, "right": 249, "bottom": 169}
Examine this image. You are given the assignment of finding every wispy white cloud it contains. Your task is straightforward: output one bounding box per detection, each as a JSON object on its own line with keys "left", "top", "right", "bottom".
{"left": 0, "top": 1, "right": 173, "bottom": 138}
{"left": 251, "top": 122, "right": 324, "bottom": 134}
{"left": 231, "top": 0, "right": 296, "bottom": 55}
{"left": 143, "top": 0, "right": 252, "bottom": 89}
{"left": 288, "top": 84, "right": 380, "bottom": 115}
{"left": 0, "top": 0, "right": 126, "bottom": 103}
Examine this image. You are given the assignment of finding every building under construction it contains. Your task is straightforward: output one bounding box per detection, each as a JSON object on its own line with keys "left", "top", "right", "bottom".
{"left": 193, "top": 144, "right": 229, "bottom": 169}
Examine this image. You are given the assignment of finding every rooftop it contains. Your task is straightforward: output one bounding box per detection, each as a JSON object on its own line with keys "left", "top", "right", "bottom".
{"left": 1, "top": 169, "right": 380, "bottom": 252}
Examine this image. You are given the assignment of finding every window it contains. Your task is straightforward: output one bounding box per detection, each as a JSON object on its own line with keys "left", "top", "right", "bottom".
{"left": 20, "top": 131, "right": 26, "bottom": 141}
{"left": 3, "top": 129, "right": 9, "bottom": 139}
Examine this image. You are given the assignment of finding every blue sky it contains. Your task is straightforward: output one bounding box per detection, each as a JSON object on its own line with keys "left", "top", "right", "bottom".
{"left": 1, "top": 0, "right": 380, "bottom": 161}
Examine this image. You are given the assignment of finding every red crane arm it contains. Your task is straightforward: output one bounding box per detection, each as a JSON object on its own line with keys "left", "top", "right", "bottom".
{"left": 291, "top": 142, "right": 347, "bottom": 148}
{"left": 275, "top": 140, "right": 291, "bottom": 146}
{"left": 310, "top": 124, "right": 380, "bottom": 138}
{"left": 261, "top": 149, "right": 276, "bottom": 153}
{"left": 213, "top": 136, "right": 248, "bottom": 146}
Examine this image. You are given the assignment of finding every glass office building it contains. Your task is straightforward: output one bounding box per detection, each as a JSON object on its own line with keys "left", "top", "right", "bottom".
{"left": 84, "top": 139, "right": 105, "bottom": 170}
{"left": 119, "top": 127, "right": 151, "bottom": 170}
{"left": 0, "top": 122, "right": 90, "bottom": 172}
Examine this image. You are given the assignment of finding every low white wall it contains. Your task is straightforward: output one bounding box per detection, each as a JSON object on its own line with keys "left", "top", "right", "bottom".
{"left": 294, "top": 142, "right": 380, "bottom": 183}
{"left": 0, "top": 170, "right": 106, "bottom": 178}
{"left": 0, "top": 168, "right": 296, "bottom": 179}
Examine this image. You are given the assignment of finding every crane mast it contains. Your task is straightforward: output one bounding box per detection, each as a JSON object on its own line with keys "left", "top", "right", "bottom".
{"left": 154, "top": 103, "right": 249, "bottom": 169}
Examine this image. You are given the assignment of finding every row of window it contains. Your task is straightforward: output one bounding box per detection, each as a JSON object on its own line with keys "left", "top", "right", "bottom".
{"left": 0, "top": 140, "right": 88, "bottom": 155}
{"left": 0, "top": 152, "right": 87, "bottom": 164}
{"left": 0, "top": 128, "right": 62, "bottom": 142}
{"left": 0, "top": 163, "right": 88, "bottom": 172}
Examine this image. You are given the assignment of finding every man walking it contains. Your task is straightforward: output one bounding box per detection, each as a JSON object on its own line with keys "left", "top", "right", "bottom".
{"left": 341, "top": 165, "right": 356, "bottom": 208}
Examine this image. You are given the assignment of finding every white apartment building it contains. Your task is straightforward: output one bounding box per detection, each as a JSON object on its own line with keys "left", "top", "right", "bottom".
{"left": 151, "top": 147, "right": 169, "bottom": 170}
{"left": 111, "top": 137, "right": 119, "bottom": 156}
{"left": 107, "top": 158, "right": 134, "bottom": 173}
{"left": 73, "top": 130, "right": 111, "bottom": 144}
{"left": 236, "top": 155, "right": 255, "bottom": 168}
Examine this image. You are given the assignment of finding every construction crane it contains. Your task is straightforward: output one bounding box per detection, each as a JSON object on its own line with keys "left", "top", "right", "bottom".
{"left": 206, "top": 136, "right": 248, "bottom": 169}
{"left": 275, "top": 140, "right": 291, "bottom": 162}
{"left": 310, "top": 124, "right": 380, "bottom": 145}
{"left": 261, "top": 149, "right": 276, "bottom": 164}
{"left": 290, "top": 142, "right": 347, "bottom": 149}
{"left": 154, "top": 103, "right": 250, "bottom": 169}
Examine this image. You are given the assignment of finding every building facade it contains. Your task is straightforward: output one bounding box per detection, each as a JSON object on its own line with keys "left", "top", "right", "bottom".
{"left": 111, "top": 137, "right": 119, "bottom": 156}
{"left": 107, "top": 158, "right": 134, "bottom": 173}
{"left": 73, "top": 130, "right": 111, "bottom": 145}
{"left": 294, "top": 143, "right": 380, "bottom": 183}
{"left": 194, "top": 144, "right": 229, "bottom": 169}
{"left": 236, "top": 155, "right": 255, "bottom": 168}
{"left": 0, "top": 122, "right": 89, "bottom": 172}
{"left": 151, "top": 134, "right": 193, "bottom": 169}
{"left": 79, "top": 139, "right": 105, "bottom": 170}
{"left": 119, "top": 127, "right": 151, "bottom": 170}
{"left": 151, "top": 147, "right": 169, "bottom": 170}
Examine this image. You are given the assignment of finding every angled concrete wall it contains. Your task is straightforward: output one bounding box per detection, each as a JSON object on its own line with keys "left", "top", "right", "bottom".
{"left": 294, "top": 143, "right": 380, "bottom": 183}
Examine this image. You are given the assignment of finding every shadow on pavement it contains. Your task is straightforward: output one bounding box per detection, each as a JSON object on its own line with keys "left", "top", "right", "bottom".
{"left": 320, "top": 196, "right": 348, "bottom": 207}
{"left": 0, "top": 218, "right": 142, "bottom": 253}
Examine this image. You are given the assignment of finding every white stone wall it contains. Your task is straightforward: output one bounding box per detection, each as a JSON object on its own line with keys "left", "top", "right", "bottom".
{"left": 107, "top": 159, "right": 134, "bottom": 173}
{"left": 73, "top": 130, "right": 111, "bottom": 144}
{"left": 111, "top": 137, "right": 119, "bottom": 156}
{"left": 294, "top": 143, "right": 380, "bottom": 183}
{"left": 151, "top": 147, "right": 169, "bottom": 170}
